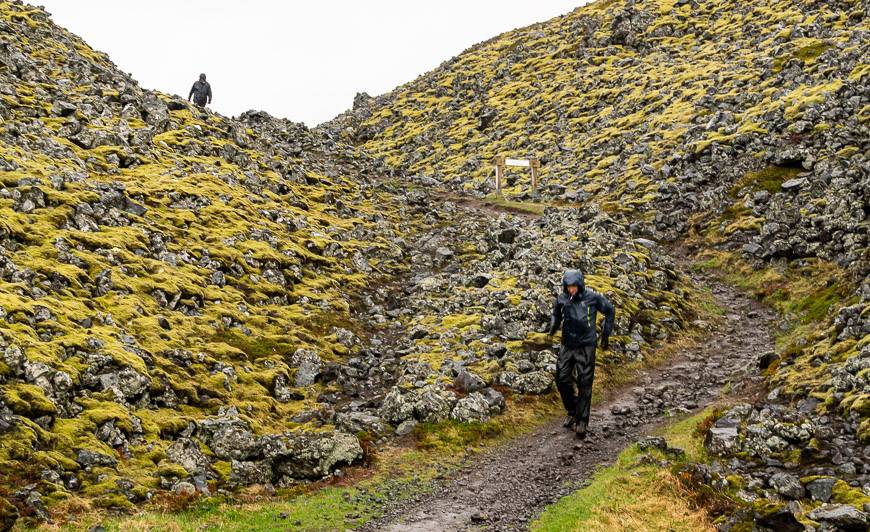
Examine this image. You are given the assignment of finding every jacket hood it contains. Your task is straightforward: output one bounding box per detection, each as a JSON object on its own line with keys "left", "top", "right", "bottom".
{"left": 562, "top": 269, "right": 585, "bottom": 293}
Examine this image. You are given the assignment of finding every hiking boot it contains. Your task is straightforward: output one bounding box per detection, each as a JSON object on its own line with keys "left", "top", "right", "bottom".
{"left": 562, "top": 416, "right": 575, "bottom": 428}
{"left": 574, "top": 421, "right": 587, "bottom": 439}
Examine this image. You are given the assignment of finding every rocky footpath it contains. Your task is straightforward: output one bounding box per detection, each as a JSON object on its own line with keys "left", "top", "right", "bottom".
{"left": 358, "top": 268, "right": 774, "bottom": 531}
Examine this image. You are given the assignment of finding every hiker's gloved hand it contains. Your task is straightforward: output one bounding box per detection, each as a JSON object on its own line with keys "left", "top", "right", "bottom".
{"left": 599, "top": 333, "right": 609, "bottom": 350}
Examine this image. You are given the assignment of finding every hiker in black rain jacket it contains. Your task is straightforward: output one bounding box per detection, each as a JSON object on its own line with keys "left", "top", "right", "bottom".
{"left": 188, "top": 73, "right": 212, "bottom": 108}
{"left": 548, "top": 269, "right": 615, "bottom": 438}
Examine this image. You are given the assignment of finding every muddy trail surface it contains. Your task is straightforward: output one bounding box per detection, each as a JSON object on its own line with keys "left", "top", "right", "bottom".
{"left": 358, "top": 265, "right": 776, "bottom": 532}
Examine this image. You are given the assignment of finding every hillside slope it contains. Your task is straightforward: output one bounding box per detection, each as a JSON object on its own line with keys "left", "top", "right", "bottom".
{"left": 0, "top": 0, "right": 414, "bottom": 520}
{"left": 330, "top": 0, "right": 870, "bottom": 528}
{"left": 331, "top": 0, "right": 867, "bottom": 271}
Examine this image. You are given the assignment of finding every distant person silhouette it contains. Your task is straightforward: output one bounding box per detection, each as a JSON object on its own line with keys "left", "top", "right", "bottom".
{"left": 188, "top": 73, "right": 212, "bottom": 108}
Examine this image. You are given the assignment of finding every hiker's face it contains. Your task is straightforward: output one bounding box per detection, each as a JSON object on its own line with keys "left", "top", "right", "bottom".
{"left": 566, "top": 285, "right": 578, "bottom": 296}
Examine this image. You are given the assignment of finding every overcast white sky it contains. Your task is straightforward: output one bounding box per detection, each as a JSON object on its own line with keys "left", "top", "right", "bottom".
{"left": 38, "top": 1, "right": 585, "bottom": 126}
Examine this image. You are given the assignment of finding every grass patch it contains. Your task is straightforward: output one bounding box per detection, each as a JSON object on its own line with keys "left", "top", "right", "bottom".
{"left": 65, "top": 486, "right": 374, "bottom": 532}
{"left": 211, "top": 329, "right": 296, "bottom": 360}
{"left": 785, "top": 282, "right": 845, "bottom": 325}
{"left": 484, "top": 193, "right": 547, "bottom": 216}
{"left": 532, "top": 409, "right": 715, "bottom": 532}
{"left": 690, "top": 250, "right": 855, "bottom": 343}
{"left": 413, "top": 419, "right": 504, "bottom": 452}
{"left": 730, "top": 165, "right": 803, "bottom": 197}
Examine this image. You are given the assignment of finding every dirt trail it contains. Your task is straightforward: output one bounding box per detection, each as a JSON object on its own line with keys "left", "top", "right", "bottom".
{"left": 359, "top": 265, "right": 775, "bottom": 532}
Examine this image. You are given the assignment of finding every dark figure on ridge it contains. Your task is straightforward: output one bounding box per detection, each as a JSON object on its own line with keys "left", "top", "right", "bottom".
{"left": 188, "top": 73, "right": 212, "bottom": 108}
{"left": 548, "top": 269, "right": 615, "bottom": 439}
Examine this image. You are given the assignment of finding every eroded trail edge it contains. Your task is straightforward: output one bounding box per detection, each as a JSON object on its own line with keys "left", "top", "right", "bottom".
{"left": 360, "top": 264, "right": 775, "bottom": 532}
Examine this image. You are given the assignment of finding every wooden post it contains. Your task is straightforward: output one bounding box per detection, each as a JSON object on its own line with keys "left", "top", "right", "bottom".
{"left": 530, "top": 158, "right": 540, "bottom": 190}
{"left": 494, "top": 156, "right": 505, "bottom": 191}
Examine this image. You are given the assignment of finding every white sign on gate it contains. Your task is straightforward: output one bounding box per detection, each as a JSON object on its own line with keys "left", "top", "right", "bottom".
{"left": 493, "top": 156, "right": 541, "bottom": 191}
{"left": 504, "top": 158, "right": 531, "bottom": 167}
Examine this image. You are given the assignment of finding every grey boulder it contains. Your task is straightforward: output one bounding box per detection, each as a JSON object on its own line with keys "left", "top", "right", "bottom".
{"left": 808, "top": 504, "right": 868, "bottom": 531}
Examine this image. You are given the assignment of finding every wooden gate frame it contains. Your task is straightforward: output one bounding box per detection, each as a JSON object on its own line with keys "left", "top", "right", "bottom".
{"left": 494, "top": 157, "right": 541, "bottom": 191}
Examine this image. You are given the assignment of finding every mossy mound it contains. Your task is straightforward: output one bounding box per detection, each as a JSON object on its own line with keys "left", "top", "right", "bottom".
{"left": 0, "top": 0, "right": 416, "bottom": 522}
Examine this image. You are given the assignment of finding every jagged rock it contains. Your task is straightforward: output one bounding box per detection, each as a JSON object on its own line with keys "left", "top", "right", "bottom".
{"left": 755, "top": 506, "right": 803, "bottom": 532}
{"left": 12, "top": 186, "right": 46, "bottom": 213}
{"left": 335, "top": 411, "right": 388, "bottom": 435}
{"left": 273, "top": 375, "right": 302, "bottom": 403}
{"left": 496, "top": 227, "right": 517, "bottom": 244}
{"left": 481, "top": 388, "right": 505, "bottom": 414}
{"left": 264, "top": 431, "right": 362, "bottom": 480}
{"left": 75, "top": 449, "right": 117, "bottom": 468}
{"left": 380, "top": 388, "right": 415, "bottom": 424}
{"left": 17, "top": 489, "right": 48, "bottom": 521}
{"left": 166, "top": 437, "right": 212, "bottom": 477}
{"left": 742, "top": 242, "right": 763, "bottom": 256}
{"left": 451, "top": 392, "right": 491, "bottom": 423}
{"left": 757, "top": 351, "right": 779, "bottom": 369}
{"left": 395, "top": 419, "right": 417, "bottom": 436}
{"left": 499, "top": 370, "right": 553, "bottom": 395}
{"left": 95, "top": 420, "right": 127, "bottom": 448}
{"left": 51, "top": 100, "right": 76, "bottom": 117}
{"left": 172, "top": 481, "right": 196, "bottom": 496}
{"left": 141, "top": 94, "right": 169, "bottom": 129}
{"left": 413, "top": 386, "right": 457, "bottom": 423}
{"left": 705, "top": 405, "right": 751, "bottom": 455}
{"left": 454, "top": 368, "right": 486, "bottom": 393}
{"left": 409, "top": 326, "right": 428, "bottom": 340}
{"left": 706, "top": 425, "right": 739, "bottom": 456}
{"left": 469, "top": 273, "right": 491, "bottom": 288}
{"left": 808, "top": 504, "right": 869, "bottom": 531}
{"left": 292, "top": 349, "right": 322, "bottom": 387}
{"left": 768, "top": 472, "right": 804, "bottom": 500}
{"left": 99, "top": 366, "right": 149, "bottom": 402}
{"left": 94, "top": 269, "right": 113, "bottom": 296}
{"left": 3, "top": 346, "right": 26, "bottom": 377}
{"left": 333, "top": 328, "right": 357, "bottom": 348}
{"left": 0, "top": 403, "right": 14, "bottom": 435}
{"left": 229, "top": 459, "right": 272, "bottom": 486}
{"left": 197, "top": 410, "right": 260, "bottom": 460}
{"left": 780, "top": 178, "right": 806, "bottom": 191}
{"left": 636, "top": 436, "right": 668, "bottom": 451}
{"left": 806, "top": 477, "right": 836, "bottom": 502}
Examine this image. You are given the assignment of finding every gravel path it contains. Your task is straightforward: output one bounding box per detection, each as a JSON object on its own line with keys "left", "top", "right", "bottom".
{"left": 358, "top": 268, "right": 775, "bottom": 532}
